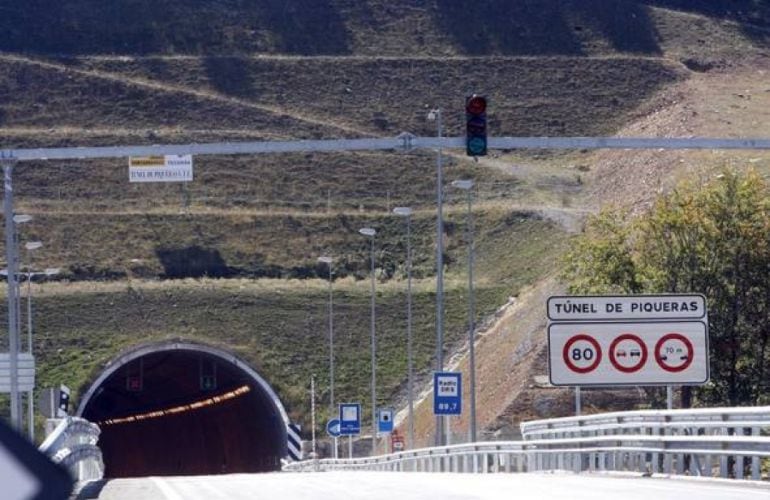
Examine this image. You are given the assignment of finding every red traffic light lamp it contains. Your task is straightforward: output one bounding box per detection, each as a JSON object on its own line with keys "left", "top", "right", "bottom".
{"left": 466, "top": 95, "right": 487, "bottom": 115}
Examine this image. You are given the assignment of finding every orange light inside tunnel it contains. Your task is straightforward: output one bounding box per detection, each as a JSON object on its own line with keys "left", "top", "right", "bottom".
{"left": 99, "top": 385, "right": 251, "bottom": 426}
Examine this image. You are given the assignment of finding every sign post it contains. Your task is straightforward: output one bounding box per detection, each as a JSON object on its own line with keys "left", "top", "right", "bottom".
{"left": 377, "top": 408, "right": 394, "bottom": 434}
{"left": 326, "top": 418, "right": 341, "bottom": 438}
{"left": 433, "top": 372, "right": 462, "bottom": 416}
{"left": 390, "top": 429, "right": 405, "bottom": 453}
{"left": 0, "top": 353, "right": 35, "bottom": 393}
{"left": 129, "top": 155, "right": 193, "bottom": 183}
{"left": 547, "top": 295, "right": 709, "bottom": 397}
{"left": 326, "top": 418, "right": 341, "bottom": 458}
{"left": 376, "top": 408, "right": 394, "bottom": 455}
{"left": 339, "top": 403, "right": 360, "bottom": 459}
{"left": 339, "top": 403, "right": 361, "bottom": 436}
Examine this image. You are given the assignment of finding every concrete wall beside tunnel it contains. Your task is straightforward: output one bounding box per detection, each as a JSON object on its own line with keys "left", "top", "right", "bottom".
{"left": 77, "top": 341, "right": 290, "bottom": 478}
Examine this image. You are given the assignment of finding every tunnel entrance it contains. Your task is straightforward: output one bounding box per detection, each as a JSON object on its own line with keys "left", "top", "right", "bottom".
{"left": 78, "top": 342, "right": 289, "bottom": 478}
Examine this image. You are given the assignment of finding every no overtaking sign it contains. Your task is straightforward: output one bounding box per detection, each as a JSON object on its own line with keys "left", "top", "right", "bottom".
{"left": 546, "top": 295, "right": 709, "bottom": 387}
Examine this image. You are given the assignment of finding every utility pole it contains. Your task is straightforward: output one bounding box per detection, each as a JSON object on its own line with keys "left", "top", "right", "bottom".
{"left": 2, "top": 159, "right": 22, "bottom": 430}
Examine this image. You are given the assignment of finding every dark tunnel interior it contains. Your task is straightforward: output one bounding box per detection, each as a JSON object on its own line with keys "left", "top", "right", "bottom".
{"left": 81, "top": 349, "right": 285, "bottom": 477}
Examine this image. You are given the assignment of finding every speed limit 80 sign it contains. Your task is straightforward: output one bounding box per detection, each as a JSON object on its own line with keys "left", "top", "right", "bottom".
{"left": 548, "top": 321, "right": 709, "bottom": 386}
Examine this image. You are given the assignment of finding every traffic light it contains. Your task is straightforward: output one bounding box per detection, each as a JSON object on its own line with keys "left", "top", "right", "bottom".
{"left": 126, "top": 359, "right": 143, "bottom": 392}
{"left": 201, "top": 374, "right": 216, "bottom": 391}
{"left": 58, "top": 385, "right": 70, "bottom": 416}
{"left": 200, "top": 358, "right": 217, "bottom": 391}
{"left": 38, "top": 385, "right": 71, "bottom": 418}
{"left": 465, "top": 94, "right": 488, "bottom": 157}
{"left": 126, "top": 375, "right": 142, "bottom": 392}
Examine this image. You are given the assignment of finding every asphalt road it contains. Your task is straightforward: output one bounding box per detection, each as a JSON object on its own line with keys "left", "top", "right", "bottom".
{"left": 83, "top": 471, "right": 770, "bottom": 500}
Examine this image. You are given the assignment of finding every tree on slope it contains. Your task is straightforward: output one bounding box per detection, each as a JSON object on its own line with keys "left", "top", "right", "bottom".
{"left": 562, "top": 169, "right": 770, "bottom": 407}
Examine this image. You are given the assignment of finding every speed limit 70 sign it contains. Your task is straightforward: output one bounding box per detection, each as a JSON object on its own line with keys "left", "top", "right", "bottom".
{"left": 548, "top": 321, "right": 709, "bottom": 386}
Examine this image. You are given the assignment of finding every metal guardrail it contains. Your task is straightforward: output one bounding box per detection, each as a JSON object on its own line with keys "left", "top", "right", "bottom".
{"left": 39, "top": 417, "right": 104, "bottom": 482}
{"left": 284, "top": 407, "right": 770, "bottom": 481}
{"left": 520, "top": 406, "right": 770, "bottom": 480}
{"left": 521, "top": 406, "right": 770, "bottom": 438}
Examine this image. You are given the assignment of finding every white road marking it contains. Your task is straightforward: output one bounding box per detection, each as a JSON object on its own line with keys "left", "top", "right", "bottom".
{"left": 149, "top": 477, "right": 184, "bottom": 500}
{"left": 115, "top": 472, "right": 770, "bottom": 500}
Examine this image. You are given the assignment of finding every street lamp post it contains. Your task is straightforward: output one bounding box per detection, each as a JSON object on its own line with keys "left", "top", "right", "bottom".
{"left": 2, "top": 255, "right": 60, "bottom": 442}
{"left": 3, "top": 172, "right": 27, "bottom": 430}
{"left": 427, "top": 107, "right": 446, "bottom": 446}
{"left": 358, "top": 227, "right": 377, "bottom": 455}
{"left": 452, "top": 179, "right": 477, "bottom": 442}
{"left": 13, "top": 218, "right": 33, "bottom": 400}
{"left": 317, "top": 255, "right": 337, "bottom": 458}
{"left": 23, "top": 242, "right": 42, "bottom": 352}
{"left": 23, "top": 240, "right": 41, "bottom": 441}
{"left": 25, "top": 262, "right": 60, "bottom": 441}
{"left": 393, "top": 207, "right": 415, "bottom": 448}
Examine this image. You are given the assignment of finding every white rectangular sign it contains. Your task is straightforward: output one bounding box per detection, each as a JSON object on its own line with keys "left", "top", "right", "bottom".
{"left": 436, "top": 375, "right": 459, "bottom": 397}
{"left": 0, "top": 353, "right": 35, "bottom": 393}
{"left": 129, "top": 155, "right": 193, "bottom": 183}
{"left": 548, "top": 321, "right": 709, "bottom": 386}
{"left": 341, "top": 405, "right": 358, "bottom": 422}
{"left": 547, "top": 294, "right": 706, "bottom": 322}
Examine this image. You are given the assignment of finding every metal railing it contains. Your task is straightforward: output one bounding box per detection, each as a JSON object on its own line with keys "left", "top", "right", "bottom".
{"left": 39, "top": 417, "right": 104, "bottom": 482}
{"left": 521, "top": 406, "right": 770, "bottom": 439}
{"left": 284, "top": 406, "right": 770, "bottom": 481}
{"left": 521, "top": 406, "right": 770, "bottom": 480}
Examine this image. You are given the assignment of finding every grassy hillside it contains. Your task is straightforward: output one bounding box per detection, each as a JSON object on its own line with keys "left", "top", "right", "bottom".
{"left": 24, "top": 282, "right": 516, "bottom": 425}
{"left": 1, "top": 1, "right": 766, "bottom": 56}
{"left": 6, "top": 204, "right": 558, "bottom": 282}
{"left": 77, "top": 56, "right": 682, "bottom": 137}
{"left": 2, "top": 209, "right": 568, "bottom": 429}
{"left": 0, "top": 54, "right": 682, "bottom": 149}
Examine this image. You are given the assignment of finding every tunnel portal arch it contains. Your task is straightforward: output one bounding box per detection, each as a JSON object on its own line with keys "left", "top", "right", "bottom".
{"left": 78, "top": 341, "right": 291, "bottom": 477}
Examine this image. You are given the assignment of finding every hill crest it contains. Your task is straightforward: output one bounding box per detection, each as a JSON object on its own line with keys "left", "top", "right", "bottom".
{"left": 2, "top": 1, "right": 767, "bottom": 56}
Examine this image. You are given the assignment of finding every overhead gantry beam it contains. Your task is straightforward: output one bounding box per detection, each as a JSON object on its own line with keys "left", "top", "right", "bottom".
{"left": 2, "top": 135, "right": 770, "bottom": 162}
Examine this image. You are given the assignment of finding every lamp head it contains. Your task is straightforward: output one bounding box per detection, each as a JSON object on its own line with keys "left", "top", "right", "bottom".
{"left": 13, "top": 214, "right": 32, "bottom": 224}
{"left": 25, "top": 241, "right": 43, "bottom": 251}
{"left": 451, "top": 179, "right": 474, "bottom": 190}
{"left": 317, "top": 256, "right": 333, "bottom": 264}
{"left": 359, "top": 227, "right": 376, "bottom": 237}
{"left": 392, "top": 207, "right": 412, "bottom": 217}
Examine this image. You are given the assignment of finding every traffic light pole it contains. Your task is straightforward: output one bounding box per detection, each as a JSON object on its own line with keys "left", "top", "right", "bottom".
{"left": 430, "top": 109, "right": 446, "bottom": 447}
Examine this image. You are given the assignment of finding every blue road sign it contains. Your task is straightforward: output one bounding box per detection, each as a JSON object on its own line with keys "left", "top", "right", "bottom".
{"left": 377, "top": 408, "right": 394, "bottom": 434}
{"left": 326, "top": 418, "right": 341, "bottom": 438}
{"left": 339, "top": 403, "right": 361, "bottom": 435}
{"left": 433, "top": 371, "right": 462, "bottom": 415}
